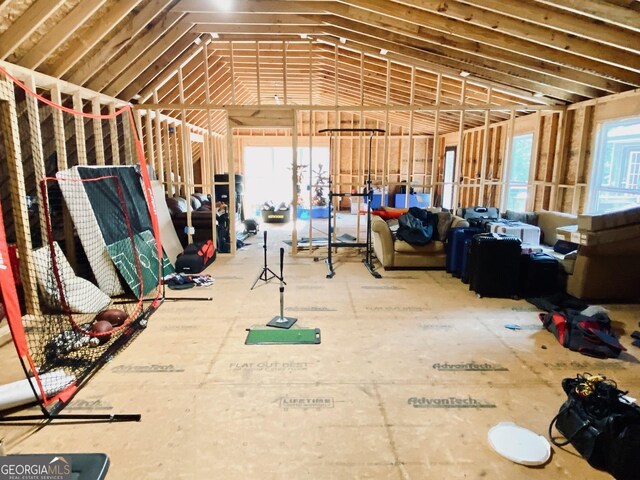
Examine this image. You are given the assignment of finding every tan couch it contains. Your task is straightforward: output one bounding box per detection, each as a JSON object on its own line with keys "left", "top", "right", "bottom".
{"left": 371, "top": 210, "right": 468, "bottom": 269}
{"left": 512, "top": 208, "right": 640, "bottom": 301}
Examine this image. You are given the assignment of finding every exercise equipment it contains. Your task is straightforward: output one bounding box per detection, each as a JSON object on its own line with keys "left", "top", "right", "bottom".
{"left": 266, "top": 248, "right": 297, "bottom": 329}
{"left": 245, "top": 328, "right": 321, "bottom": 345}
{"left": 318, "top": 128, "right": 386, "bottom": 279}
{"left": 251, "top": 231, "right": 284, "bottom": 290}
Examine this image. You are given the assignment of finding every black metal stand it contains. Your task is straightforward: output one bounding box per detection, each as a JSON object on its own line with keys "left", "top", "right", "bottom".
{"left": 266, "top": 248, "right": 297, "bottom": 329}
{"left": 0, "top": 312, "right": 156, "bottom": 424}
{"left": 251, "top": 230, "right": 284, "bottom": 290}
{"left": 0, "top": 413, "right": 141, "bottom": 423}
{"left": 319, "top": 128, "right": 385, "bottom": 279}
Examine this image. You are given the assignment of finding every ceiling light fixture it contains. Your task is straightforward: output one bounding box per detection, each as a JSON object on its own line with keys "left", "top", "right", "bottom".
{"left": 533, "top": 92, "right": 544, "bottom": 98}
{"left": 210, "top": 33, "right": 219, "bottom": 40}
{"left": 380, "top": 48, "right": 388, "bottom": 55}
{"left": 215, "top": 0, "right": 233, "bottom": 12}
{"left": 194, "top": 37, "right": 202, "bottom": 46}
{"left": 300, "top": 34, "right": 308, "bottom": 39}
{"left": 339, "top": 37, "right": 347, "bottom": 44}
{"left": 460, "top": 71, "right": 471, "bottom": 77}
{"left": 274, "top": 94, "right": 281, "bottom": 105}
{"left": 132, "top": 94, "right": 141, "bottom": 100}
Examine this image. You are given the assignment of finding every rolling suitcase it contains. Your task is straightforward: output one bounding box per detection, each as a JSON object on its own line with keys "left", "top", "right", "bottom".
{"left": 519, "top": 252, "right": 559, "bottom": 297}
{"left": 468, "top": 233, "right": 521, "bottom": 298}
{"left": 460, "top": 237, "right": 473, "bottom": 284}
{"left": 446, "top": 227, "right": 482, "bottom": 276}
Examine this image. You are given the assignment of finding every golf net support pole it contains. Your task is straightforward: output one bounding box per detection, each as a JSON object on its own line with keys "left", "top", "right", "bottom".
{"left": 318, "top": 128, "right": 385, "bottom": 278}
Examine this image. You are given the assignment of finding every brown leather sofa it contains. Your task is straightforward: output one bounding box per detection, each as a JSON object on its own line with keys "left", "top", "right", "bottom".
{"left": 165, "top": 194, "right": 218, "bottom": 246}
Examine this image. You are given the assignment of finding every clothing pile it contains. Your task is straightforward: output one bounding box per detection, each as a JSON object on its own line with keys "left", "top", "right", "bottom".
{"left": 163, "top": 273, "right": 214, "bottom": 290}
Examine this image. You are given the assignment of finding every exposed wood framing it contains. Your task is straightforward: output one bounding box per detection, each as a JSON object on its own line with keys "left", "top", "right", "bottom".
{"left": 0, "top": 74, "right": 39, "bottom": 315}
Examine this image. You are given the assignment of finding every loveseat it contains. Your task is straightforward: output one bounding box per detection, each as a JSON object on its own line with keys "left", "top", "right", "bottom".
{"left": 371, "top": 208, "right": 469, "bottom": 269}
{"left": 505, "top": 207, "right": 640, "bottom": 301}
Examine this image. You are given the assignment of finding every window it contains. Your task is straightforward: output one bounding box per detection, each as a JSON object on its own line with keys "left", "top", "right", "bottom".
{"left": 442, "top": 147, "right": 456, "bottom": 210}
{"left": 504, "top": 133, "right": 534, "bottom": 212}
{"left": 243, "top": 146, "right": 329, "bottom": 217}
{"left": 589, "top": 117, "right": 640, "bottom": 214}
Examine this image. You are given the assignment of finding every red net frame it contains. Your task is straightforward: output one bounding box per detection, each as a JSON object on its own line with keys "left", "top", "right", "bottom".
{"left": 0, "top": 65, "right": 163, "bottom": 417}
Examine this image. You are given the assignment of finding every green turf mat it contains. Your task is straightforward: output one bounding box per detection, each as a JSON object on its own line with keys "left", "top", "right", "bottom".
{"left": 245, "top": 328, "right": 321, "bottom": 345}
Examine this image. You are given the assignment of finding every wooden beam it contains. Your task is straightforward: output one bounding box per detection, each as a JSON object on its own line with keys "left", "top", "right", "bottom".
{"left": 46, "top": 0, "right": 143, "bottom": 78}
{"left": 319, "top": 7, "right": 633, "bottom": 92}
{"left": 92, "top": 99, "right": 105, "bottom": 165}
{"left": 73, "top": 93, "right": 88, "bottom": 165}
{"left": 89, "top": 12, "right": 185, "bottom": 94}
{"left": 0, "top": 75, "right": 39, "bottom": 315}
{"left": 24, "top": 75, "right": 48, "bottom": 237}
{"left": 461, "top": 0, "right": 640, "bottom": 54}
{"left": 112, "top": 26, "right": 198, "bottom": 99}
{"left": 317, "top": 27, "right": 583, "bottom": 103}
{"left": 390, "top": 0, "right": 639, "bottom": 70}
{"left": 535, "top": 0, "right": 640, "bottom": 31}
{"left": 67, "top": 0, "right": 174, "bottom": 86}
{"left": 138, "top": 42, "right": 212, "bottom": 102}
{"left": 0, "top": 0, "right": 65, "bottom": 61}
{"left": 18, "top": 0, "right": 109, "bottom": 70}
{"left": 108, "top": 103, "right": 121, "bottom": 165}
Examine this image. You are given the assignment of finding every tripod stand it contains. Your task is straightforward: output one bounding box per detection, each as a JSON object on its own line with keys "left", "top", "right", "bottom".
{"left": 251, "top": 230, "right": 284, "bottom": 290}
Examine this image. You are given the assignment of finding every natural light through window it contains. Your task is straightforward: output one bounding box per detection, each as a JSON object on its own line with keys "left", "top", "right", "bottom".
{"left": 243, "top": 146, "right": 330, "bottom": 218}
{"left": 589, "top": 117, "right": 640, "bottom": 214}
{"left": 505, "top": 133, "right": 533, "bottom": 212}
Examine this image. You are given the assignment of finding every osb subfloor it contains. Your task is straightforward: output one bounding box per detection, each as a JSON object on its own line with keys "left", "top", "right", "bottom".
{"left": 1, "top": 222, "right": 639, "bottom": 479}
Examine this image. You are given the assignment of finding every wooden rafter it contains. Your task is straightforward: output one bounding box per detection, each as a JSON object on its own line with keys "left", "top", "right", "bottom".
{"left": 45, "top": 0, "right": 143, "bottom": 78}
{"left": 17, "top": 0, "right": 109, "bottom": 70}
{"left": 0, "top": 0, "right": 65, "bottom": 61}
{"left": 66, "top": 0, "right": 174, "bottom": 85}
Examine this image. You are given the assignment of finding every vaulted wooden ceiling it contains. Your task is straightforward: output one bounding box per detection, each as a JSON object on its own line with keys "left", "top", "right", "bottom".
{"left": 1, "top": 0, "right": 639, "bottom": 133}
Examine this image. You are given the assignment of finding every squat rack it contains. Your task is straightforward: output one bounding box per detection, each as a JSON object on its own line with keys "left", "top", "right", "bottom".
{"left": 318, "top": 128, "right": 386, "bottom": 279}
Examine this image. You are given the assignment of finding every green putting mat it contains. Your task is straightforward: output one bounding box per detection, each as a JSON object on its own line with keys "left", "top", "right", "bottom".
{"left": 245, "top": 328, "right": 321, "bottom": 345}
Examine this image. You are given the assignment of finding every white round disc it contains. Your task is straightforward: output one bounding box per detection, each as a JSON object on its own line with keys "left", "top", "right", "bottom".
{"left": 488, "top": 422, "right": 551, "bottom": 466}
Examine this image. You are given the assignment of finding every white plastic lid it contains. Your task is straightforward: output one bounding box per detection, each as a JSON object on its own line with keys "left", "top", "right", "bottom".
{"left": 488, "top": 422, "right": 551, "bottom": 466}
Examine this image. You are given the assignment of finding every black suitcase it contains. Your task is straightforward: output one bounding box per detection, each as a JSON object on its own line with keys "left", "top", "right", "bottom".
{"left": 519, "top": 252, "right": 559, "bottom": 297}
{"left": 456, "top": 206, "right": 500, "bottom": 221}
{"left": 468, "top": 233, "right": 521, "bottom": 298}
{"left": 446, "top": 227, "right": 482, "bottom": 276}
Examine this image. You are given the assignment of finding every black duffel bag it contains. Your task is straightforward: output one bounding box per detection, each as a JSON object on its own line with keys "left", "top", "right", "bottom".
{"left": 549, "top": 374, "right": 640, "bottom": 480}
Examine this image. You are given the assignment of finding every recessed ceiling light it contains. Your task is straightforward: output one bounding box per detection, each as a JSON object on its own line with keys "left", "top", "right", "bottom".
{"left": 460, "top": 71, "right": 471, "bottom": 77}
{"left": 339, "top": 37, "right": 347, "bottom": 44}
{"left": 380, "top": 48, "right": 388, "bottom": 55}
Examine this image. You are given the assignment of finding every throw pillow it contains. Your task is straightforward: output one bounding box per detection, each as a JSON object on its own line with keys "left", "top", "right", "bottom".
{"left": 436, "top": 211, "right": 453, "bottom": 241}
{"left": 505, "top": 209, "right": 538, "bottom": 225}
